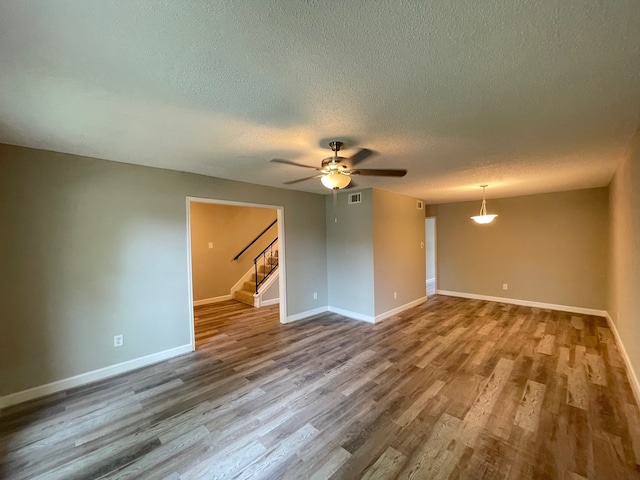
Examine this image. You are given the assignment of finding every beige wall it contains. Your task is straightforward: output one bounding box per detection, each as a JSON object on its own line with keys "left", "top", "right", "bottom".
{"left": 326, "top": 189, "right": 426, "bottom": 319}
{"left": 373, "top": 189, "right": 426, "bottom": 316}
{"left": 0, "top": 143, "right": 327, "bottom": 396}
{"left": 190, "top": 203, "right": 277, "bottom": 301}
{"left": 609, "top": 129, "right": 640, "bottom": 380}
{"left": 325, "top": 190, "right": 375, "bottom": 316}
{"left": 430, "top": 187, "right": 609, "bottom": 310}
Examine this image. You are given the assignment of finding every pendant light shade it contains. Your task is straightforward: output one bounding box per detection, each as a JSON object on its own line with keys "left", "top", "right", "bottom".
{"left": 321, "top": 171, "right": 351, "bottom": 189}
{"left": 471, "top": 185, "right": 497, "bottom": 224}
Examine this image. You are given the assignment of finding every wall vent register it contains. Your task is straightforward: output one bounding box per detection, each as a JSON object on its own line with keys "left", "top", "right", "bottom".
{"left": 348, "top": 192, "right": 362, "bottom": 204}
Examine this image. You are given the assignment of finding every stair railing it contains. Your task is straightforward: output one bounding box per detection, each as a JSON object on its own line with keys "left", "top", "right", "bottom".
{"left": 254, "top": 238, "right": 278, "bottom": 294}
{"left": 232, "top": 219, "right": 277, "bottom": 261}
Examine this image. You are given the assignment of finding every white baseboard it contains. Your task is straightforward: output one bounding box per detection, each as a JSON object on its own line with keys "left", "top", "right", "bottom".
{"left": 285, "top": 306, "right": 328, "bottom": 323}
{"left": 0, "top": 344, "right": 193, "bottom": 409}
{"left": 286, "top": 298, "right": 428, "bottom": 325}
{"left": 605, "top": 312, "right": 640, "bottom": 405}
{"left": 327, "top": 306, "right": 375, "bottom": 323}
{"left": 259, "top": 298, "right": 280, "bottom": 307}
{"left": 375, "top": 296, "right": 428, "bottom": 323}
{"left": 435, "top": 290, "right": 607, "bottom": 317}
{"left": 193, "top": 294, "right": 232, "bottom": 306}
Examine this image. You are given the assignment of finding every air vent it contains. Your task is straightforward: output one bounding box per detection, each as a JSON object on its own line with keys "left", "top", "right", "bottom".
{"left": 416, "top": 200, "right": 424, "bottom": 210}
{"left": 348, "top": 192, "right": 362, "bottom": 204}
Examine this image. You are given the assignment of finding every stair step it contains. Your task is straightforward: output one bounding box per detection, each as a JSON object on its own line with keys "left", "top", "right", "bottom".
{"left": 256, "top": 253, "right": 277, "bottom": 262}
{"left": 243, "top": 281, "right": 257, "bottom": 292}
{"left": 233, "top": 289, "right": 255, "bottom": 306}
{"left": 247, "top": 271, "right": 279, "bottom": 288}
{"left": 259, "top": 264, "right": 278, "bottom": 274}
{"left": 233, "top": 260, "right": 279, "bottom": 308}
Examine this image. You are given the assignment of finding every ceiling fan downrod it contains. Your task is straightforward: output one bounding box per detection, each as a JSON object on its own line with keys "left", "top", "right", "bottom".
{"left": 328, "top": 141, "right": 343, "bottom": 164}
{"left": 328, "top": 141, "right": 343, "bottom": 153}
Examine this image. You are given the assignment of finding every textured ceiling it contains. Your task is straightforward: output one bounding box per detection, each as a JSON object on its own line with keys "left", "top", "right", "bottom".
{"left": 1, "top": 1, "right": 639, "bottom": 203}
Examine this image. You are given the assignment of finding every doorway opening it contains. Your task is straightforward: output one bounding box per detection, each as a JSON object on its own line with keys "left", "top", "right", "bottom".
{"left": 186, "top": 197, "right": 287, "bottom": 350}
{"left": 425, "top": 217, "right": 436, "bottom": 297}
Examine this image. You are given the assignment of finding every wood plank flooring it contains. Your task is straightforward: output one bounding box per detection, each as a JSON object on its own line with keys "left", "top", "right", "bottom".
{"left": 2, "top": 296, "right": 640, "bottom": 479}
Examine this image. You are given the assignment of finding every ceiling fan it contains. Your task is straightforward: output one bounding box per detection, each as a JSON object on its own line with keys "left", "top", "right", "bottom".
{"left": 270, "top": 141, "right": 407, "bottom": 190}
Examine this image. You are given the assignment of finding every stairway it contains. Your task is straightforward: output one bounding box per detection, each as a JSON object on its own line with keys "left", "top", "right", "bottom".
{"left": 232, "top": 249, "right": 278, "bottom": 306}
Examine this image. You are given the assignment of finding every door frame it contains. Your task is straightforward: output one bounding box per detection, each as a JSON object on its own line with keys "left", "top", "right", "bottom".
{"left": 425, "top": 216, "right": 437, "bottom": 295}
{"left": 186, "top": 197, "right": 287, "bottom": 351}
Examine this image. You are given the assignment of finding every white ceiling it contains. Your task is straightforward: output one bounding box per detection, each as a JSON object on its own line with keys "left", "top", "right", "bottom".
{"left": 1, "top": 1, "right": 639, "bottom": 203}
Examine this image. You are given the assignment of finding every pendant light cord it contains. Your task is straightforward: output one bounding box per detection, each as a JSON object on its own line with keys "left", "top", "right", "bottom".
{"left": 480, "top": 185, "right": 487, "bottom": 215}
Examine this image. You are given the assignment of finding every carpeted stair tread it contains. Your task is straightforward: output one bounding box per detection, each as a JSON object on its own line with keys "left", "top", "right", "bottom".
{"left": 232, "top": 250, "right": 279, "bottom": 307}
{"left": 233, "top": 289, "right": 255, "bottom": 306}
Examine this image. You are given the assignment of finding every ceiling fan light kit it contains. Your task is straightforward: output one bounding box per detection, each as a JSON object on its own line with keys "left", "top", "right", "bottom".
{"left": 321, "top": 171, "right": 351, "bottom": 189}
{"left": 471, "top": 185, "right": 498, "bottom": 224}
{"left": 271, "top": 141, "right": 407, "bottom": 190}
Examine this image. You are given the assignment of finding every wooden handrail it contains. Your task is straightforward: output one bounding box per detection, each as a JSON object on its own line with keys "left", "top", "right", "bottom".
{"left": 232, "top": 219, "right": 277, "bottom": 261}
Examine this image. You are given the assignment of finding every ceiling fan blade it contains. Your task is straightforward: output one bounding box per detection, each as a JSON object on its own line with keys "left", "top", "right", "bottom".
{"left": 347, "top": 148, "right": 375, "bottom": 167}
{"left": 283, "top": 174, "right": 324, "bottom": 185}
{"left": 350, "top": 169, "right": 407, "bottom": 177}
{"left": 270, "top": 159, "right": 322, "bottom": 170}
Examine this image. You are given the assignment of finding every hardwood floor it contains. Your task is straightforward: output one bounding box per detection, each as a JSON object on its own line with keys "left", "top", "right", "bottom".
{"left": 2, "top": 296, "right": 640, "bottom": 479}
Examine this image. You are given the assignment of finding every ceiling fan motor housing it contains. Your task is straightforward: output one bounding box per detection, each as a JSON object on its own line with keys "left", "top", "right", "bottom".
{"left": 321, "top": 157, "right": 349, "bottom": 170}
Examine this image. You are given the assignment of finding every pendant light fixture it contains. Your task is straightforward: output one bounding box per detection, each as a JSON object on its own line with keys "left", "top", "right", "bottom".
{"left": 471, "top": 185, "right": 497, "bottom": 224}
{"left": 321, "top": 170, "right": 351, "bottom": 189}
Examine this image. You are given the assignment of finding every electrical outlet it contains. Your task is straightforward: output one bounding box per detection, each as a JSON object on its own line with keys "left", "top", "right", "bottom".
{"left": 313, "top": 292, "right": 317, "bottom": 300}
{"left": 114, "top": 334, "right": 123, "bottom": 348}
{"left": 502, "top": 284, "right": 508, "bottom": 290}
{"left": 394, "top": 292, "right": 398, "bottom": 299}
{"left": 208, "top": 242, "right": 213, "bottom": 249}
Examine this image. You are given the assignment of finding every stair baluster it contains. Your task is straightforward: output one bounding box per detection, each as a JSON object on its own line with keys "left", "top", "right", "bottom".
{"left": 254, "top": 237, "right": 278, "bottom": 295}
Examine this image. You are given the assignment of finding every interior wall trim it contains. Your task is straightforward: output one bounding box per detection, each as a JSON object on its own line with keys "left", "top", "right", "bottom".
{"left": 259, "top": 298, "right": 280, "bottom": 307}
{"left": 605, "top": 312, "right": 640, "bottom": 405}
{"left": 288, "top": 298, "right": 428, "bottom": 325}
{"left": 285, "top": 306, "right": 328, "bottom": 323}
{"left": 327, "top": 306, "right": 375, "bottom": 323}
{"left": 435, "top": 290, "right": 607, "bottom": 317}
{"left": 375, "top": 296, "right": 428, "bottom": 323}
{"left": 0, "top": 344, "right": 192, "bottom": 409}
{"left": 193, "top": 295, "right": 232, "bottom": 306}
